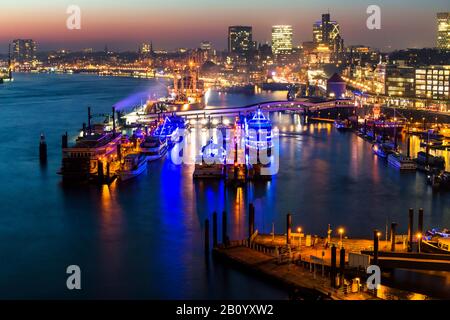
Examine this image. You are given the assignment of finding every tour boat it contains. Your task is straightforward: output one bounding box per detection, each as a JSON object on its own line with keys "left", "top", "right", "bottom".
{"left": 421, "top": 238, "right": 450, "bottom": 254}
{"left": 244, "top": 108, "right": 273, "bottom": 158}
{"left": 387, "top": 153, "right": 417, "bottom": 171}
{"left": 334, "top": 119, "right": 352, "bottom": 130}
{"left": 140, "top": 136, "right": 168, "bottom": 161}
{"left": 59, "top": 132, "right": 122, "bottom": 183}
{"left": 372, "top": 143, "right": 394, "bottom": 159}
{"left": 119, "top": 154, "right": 148, "bottom": 181}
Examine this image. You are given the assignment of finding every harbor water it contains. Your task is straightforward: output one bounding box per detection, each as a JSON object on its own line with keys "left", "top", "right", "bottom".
{"left": 0, "top": 74, "right": 449, "bottom": 299}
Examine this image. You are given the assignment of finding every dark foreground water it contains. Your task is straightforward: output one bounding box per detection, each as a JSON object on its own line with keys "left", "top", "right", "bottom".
{"left": 0, "top": 74, "right": 449, "bottom": 299}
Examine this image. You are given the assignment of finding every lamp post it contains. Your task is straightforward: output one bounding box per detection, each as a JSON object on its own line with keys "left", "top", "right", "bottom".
{"left": 417, "top": 233, "right": 422, "bottom": 253}
{"left": 339, "top": 228, "right": 344, "bottom": 249}
{"left": 297, "top": 227, "right": 302, "bottom": 248}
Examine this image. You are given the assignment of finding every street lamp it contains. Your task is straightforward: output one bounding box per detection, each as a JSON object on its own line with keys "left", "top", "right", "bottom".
{"left": 297, "top": 227, "right": 302, "bottom": 248}
{"left": 338, "top": 228, "right": 344, "bottom": 249}
{"left": 417, "top": 233, "right": 422, "bottom": 253}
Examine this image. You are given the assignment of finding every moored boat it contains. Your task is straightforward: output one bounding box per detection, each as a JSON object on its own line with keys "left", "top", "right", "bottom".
{"left": 119, "top": 153, "right": 148, "bottom": 181}
{"left": 387, "top": 153, "right": 417, "bottom": 171}
{"left": 421, "top": 238, "right": 450, "bottom": 254}
{"left": 372, "top": 143, "right": 394, "bottom": 159}
{"left": 334, "top": 119, "right": 352, "bottom": 130}
{"left": 140, "top": 136, "right": 168, "bottom": 161}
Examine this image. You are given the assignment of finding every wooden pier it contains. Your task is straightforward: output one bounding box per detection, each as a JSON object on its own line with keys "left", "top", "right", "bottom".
{"left": 206, "top": 207, "right": 450, "bottom": 300}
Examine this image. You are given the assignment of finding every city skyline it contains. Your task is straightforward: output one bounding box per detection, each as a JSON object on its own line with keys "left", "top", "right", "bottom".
{"left": 0, "top": 1, "right": 449, "bottom": 53}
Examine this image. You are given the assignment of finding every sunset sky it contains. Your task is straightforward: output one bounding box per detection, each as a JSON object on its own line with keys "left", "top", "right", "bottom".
{"left": 0, "top": 0, "right": 448, "bottom": 52}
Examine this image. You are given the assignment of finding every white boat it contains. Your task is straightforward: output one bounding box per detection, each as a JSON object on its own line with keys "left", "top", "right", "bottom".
{"left": 140, "top": 136, "right": 168, "bottom": 161}
{"left": 119, "top": 154, "right": 148, "bottom": 181}
{"left": 388, "top": 153, "right": 417, "bottom": 171}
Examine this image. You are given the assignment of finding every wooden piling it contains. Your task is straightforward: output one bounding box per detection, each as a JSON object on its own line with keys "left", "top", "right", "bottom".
{"left": 248, "top": 203, "right": 255, "bottom": 240}
{"left": 339, "top": 247, "right": 346, "bottom": 287}
{"left": 331, "top": 245, "right": 337, "bottom": 288}
{"left": 373, "top": 230, "right": 379, "bottom": 265}
{"left": 408, "top": 208, "right": 414, "bottom": 252}
{"left": 205, "top": 219, "right": 210, "bottom": 253}
{"left": 222, "top": 211, "right": 228, "bottom": 247}
{"left": 212, "top": 212, "right": 218, "bottom": 248}
{"left": 39, "top": 133, "right": 47, "bottom": 164}
{"left": 418, "top": 208, "right": 424, "bottom": 235}
{"left": 390, "top": 222, "right": 397, "bottom": 252}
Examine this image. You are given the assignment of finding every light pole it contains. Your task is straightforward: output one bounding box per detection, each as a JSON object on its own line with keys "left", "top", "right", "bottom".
{"left": 339, "top": 228, "right": 344, "bottom": 249}
{"left": 417, "top": 233, "right": 422, "bottom": 253}
{"left": 297, "top": 227, "right": 302, "bottom": 248}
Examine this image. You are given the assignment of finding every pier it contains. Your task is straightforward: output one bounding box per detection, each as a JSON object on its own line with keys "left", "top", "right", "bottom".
{"left": 207, "top": 206, "right": 450, "bottom": 300}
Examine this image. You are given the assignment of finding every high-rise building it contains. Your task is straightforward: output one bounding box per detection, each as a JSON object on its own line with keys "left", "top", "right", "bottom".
{"left": 12, "top": 39, "right": 36, "bottom": 63}
{"left": 271, "top": 25, "right": 293, "bottom": 55}
{"left": 228, "top": 26, "right": 253, "bottom": 55}
{"left": 312, "top": 14, "right": 344, "bottom": 53}
{"left": 437, "top": 12, "right": 450, "bottom": 49}
{"left": 139, "top": 42, "right": 153, "bottom": 55}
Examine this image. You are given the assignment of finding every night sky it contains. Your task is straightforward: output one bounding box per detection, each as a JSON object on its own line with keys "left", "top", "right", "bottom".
{"left": 1, "top": 0, "right": 449, "bottom": 52}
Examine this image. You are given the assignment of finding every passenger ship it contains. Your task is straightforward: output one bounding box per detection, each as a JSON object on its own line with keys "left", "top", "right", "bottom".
{"left": 387, "top": 153, "right": 417, "bottom": 171}
{"left": 59, "top": 132, "right": 122, "bottom": 182}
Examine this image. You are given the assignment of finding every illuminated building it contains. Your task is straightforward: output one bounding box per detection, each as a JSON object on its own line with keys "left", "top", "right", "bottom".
{"left": 437, "top": 12, "right": 450, "bottom": 49}
{"left": 327, "top": 73, "right": 346, "bottom": 98}
{"left": 140, "top": 42, "right": 153, "bottom": 55}
{"left": 228, "top": 26, "right": 253, "bottom": 55}
{"left": 201, "top": 41, "right": 212, "bottom": 51}
{"left": 271, "top": 25, "right": 293, "bottom": 55}
{"left": 12, "top": 39, "right": 36, "bottom": 63}
{"left": 385, "top": 65, "right": 415, "bottom": 98}
{"left": 415, "top": 65, "right": 450, "bottom": 100}
{"left": 313, "top": 14, "right": 344, "bottom": 53}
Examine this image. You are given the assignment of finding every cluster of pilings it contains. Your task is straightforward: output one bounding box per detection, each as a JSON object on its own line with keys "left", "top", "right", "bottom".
{"left": 373, "top": 208, "right": 425, "bottom": 262}
{"left": 204, "top": 211, "right": 229, "bottom": 253}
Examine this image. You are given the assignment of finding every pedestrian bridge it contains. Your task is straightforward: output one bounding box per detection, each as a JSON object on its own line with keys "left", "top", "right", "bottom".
{"left": 126, "top": 98, "right": 357, "bottom": 123}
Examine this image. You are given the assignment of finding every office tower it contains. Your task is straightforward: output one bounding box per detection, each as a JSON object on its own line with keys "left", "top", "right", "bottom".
{"left": 313, "top": 14, "right": 344, "bottom": 53}
{"left": 12, "top": 39, "right": 36, "bottom": 63}
{"left": 228, "top": 26, "right": 253, "bottom": 54}
{"left": 437, "top": 12, "right": 450, "bottom": 49}
{"left": 415, "top": 66, "right": 450, "bottom": 100}
{"left": 140, "top": 42, "right": 153, "bottom": 55}
{"left": 271, "top": 25, "right": 293, "bottom": 55}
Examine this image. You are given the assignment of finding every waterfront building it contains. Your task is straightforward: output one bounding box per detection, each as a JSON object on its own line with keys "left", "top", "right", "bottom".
{"left": 327, "top": 73, "right": 346, "bottom": 98}
{"left": 228, "top": 26, "right": 254, "bottom": 55}
{"left": 415, "top": 65, "right": 450, "bottom": 101}
{"left": 385, "top": 65, "right": 415, "bottom": 98}
{"left": 12, "top": 39, "right": 36, "bottom": 63}
{"left": 437, "top": 12, "right": 450, "bottom": 49}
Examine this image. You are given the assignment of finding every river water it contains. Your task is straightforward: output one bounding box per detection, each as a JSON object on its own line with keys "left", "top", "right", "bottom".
{"left": 0, "top": 73, "right": 449, "bottom": 299}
